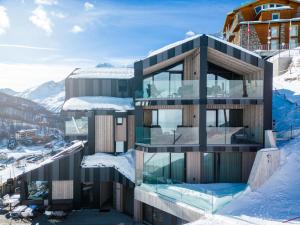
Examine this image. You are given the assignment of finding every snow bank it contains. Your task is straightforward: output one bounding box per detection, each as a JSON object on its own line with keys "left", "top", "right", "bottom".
{"left": 81, "top": 150, "right": 135, "bottom": 182}
{"left": 62, "top": 96, "right": 134, "bottom": 112}
{"left": 189, "top": 137, "right": 300, "bottom": 224}
{"left": 69, "top": 67, "right": 134, "bottom": 79}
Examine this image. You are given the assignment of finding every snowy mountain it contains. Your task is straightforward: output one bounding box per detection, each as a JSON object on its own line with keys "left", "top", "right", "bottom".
{"left": 16, "top": 80, "right": 65, "bottom": 113}
{"left": 0, "top": 88, "right": 19, "bottom": 96}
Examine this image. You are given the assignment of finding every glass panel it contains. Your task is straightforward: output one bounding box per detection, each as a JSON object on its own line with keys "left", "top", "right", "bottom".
{"left": 272, "top": 13, "right": 280, "bottom": 20}
{"left": 255, "top": 6, "right": 261, "bottom": 14}
{"left": 116, "top": 141, "right": 124, "bottom": 153}
{"left": 271, "top": 39, "right": 279, "bottom": 50}
{"left": 152, "top": 110, "right": 158, "bottom": 126}
{"left": 168, "top": 64, "right": 183, "bottom": 71}
{"left": 271, "top": 27, "right": 279, "bottom": 37}
{"left": 207, "top": 127, "right": 257, "bottom": 144}
{"left": 158, "top": 109, "right": 182, "bottom": 132}
{"left": 136, "top": 127, "right": 199, "bottom": 145}
{"left": 203, "top": 153, "right": 215, "bottom": 183}
{"left": 218, "top": 109, "right": 229, "bottom": 127}
{"left": 171, "top": 153, "right": 185, "bottom": 182}
{"left": 139, "top": 80, "right": 199, "bottom": 99}
{"left": 290, "top": 38, "right": 298, "bottom": 49}
{"left": 207, "top": 110, "right": 217, "bottom": 127}
{"left": 291, "top": 25, "right": 298, "bottom": 36}
{"left": 207, "top": 80, "right": 263, "bottom": 98}
{"left": 65, "top": 117, "right": 88, "bottom": 136}
{"left": 144, "top": 153, "right": 170, "bottom": 184}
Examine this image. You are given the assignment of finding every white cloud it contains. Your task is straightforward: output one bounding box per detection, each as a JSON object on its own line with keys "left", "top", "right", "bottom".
{"left": 51, "top": 11, "right": 66, "bottom": 19}
{"left": 0, "top": 44, "right": 57, "bottom": 51}
{"left": 71, "top": 25, "right": 84, "bottom": 33}
{"left": 0, "top": 6, "right": 10, "bottom": 36}
{"left": 84, "top": 2, "right": 94, "bottom": 11}
{"left": 35, "top": 0, "right": 58, "bottom": 5}
{"left": 185, "top": 30, "right": 196, "bottom": 38}
{"left": 29, "top": 6, "right": 54, "bottom": 35}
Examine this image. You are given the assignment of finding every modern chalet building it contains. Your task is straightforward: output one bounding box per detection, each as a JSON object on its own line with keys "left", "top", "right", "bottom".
{"left": 133, "top": 34, "right": 273, "bottom": 224}
{"left": 0, "top": 35, "right": 274, "bottom": 225}
{"left": 223, "top": 0, "right": 300, "bottom": 53}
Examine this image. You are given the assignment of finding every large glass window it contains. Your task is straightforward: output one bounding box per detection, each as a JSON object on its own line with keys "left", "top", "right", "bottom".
{"left": 290, "top": 38, "right": 298, "bottom": 49}
{"left": 271, "top": 39, "right": 279, "bottom": 50}
{"left": 27, "top": 181, "right": 49, "bottom": 200}
{"left": 290, "top": 25, "right": 298, "bottom": 37}
{"left": 65, "top": 117, "right": 88, "bottom": 136}
{"left": 142, "top": 63, "right": 184, "bottom": 99}
{"left": 272, "top": 13, "right": 280, "bottom": 20}
{"left": 143, "top": 153, "right": 185, "bottom": 184}
{"left": 150, "top": 109, "right": 182, "bottom": 131}
{"left": 271, "top": 26, "right": 279, "bottom": 38}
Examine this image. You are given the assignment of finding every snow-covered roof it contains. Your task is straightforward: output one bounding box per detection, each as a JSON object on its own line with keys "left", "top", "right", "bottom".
{"left": 81, "top": 150, "right": 135, "bottom": 182}
{"left": 69, "top": 67, "right": 134, "bottom": 79}
{"left": 148, "top": 34, "right": 201, "bottom": 57}
{"left": 146, "top": 34, "right": 261, "bottom": 59}
{"left": 62, "top": 96, "right": 134, "bottom": 112}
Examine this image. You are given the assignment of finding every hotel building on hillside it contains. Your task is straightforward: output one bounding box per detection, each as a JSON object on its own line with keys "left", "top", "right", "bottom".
{"left": 223, "top": 0, "right": 300, "bottom": 52}
{"left": 1, "top": 34, "right": 273, "bottom": 225}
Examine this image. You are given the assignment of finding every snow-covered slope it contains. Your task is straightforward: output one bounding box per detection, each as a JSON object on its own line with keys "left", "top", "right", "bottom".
{"left": 16, "top": 80, "right": 65, "bottom": 113}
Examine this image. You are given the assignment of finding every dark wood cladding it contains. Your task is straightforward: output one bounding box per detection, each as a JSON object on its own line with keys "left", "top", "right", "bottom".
{"left": 65, "top": 78, "right": 133, "bottom": 100}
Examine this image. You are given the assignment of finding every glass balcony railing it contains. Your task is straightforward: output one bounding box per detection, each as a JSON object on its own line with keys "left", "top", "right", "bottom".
{"left": 207, "top": 127, "right": 259, "bottom": 145}
{"left": 136, "top": 80, "right": 199, "bottom": 99}
{"left": 136, "top": 170, "right": 247, "bottom": 213}
{"left": 207, "top": 80, "right": 263, "bottom": 99}
{"left": 136, "top": 126, "right": 199, "bottom": 145}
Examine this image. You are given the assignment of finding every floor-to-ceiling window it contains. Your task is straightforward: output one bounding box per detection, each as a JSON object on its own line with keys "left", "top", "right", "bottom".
{"left": 143, "top": 153, "right": 185, "bottom": 184}
{"left": 142, "top": 63, "right": 184, "bottom": 99}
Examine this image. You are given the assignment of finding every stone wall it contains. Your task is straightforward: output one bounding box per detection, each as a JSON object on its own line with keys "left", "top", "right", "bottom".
{"left": 240, "top": 24, "right": 261, "bottom": 51}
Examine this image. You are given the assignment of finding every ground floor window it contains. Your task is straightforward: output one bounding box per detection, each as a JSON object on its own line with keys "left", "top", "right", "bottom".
{"left": 202, "top": 152, "right": 242, "bottom": 183}
{"left": 65, "top": 116, "right": 88, "bottom": 136}
{"left": 143, "top": 153, "right": 185, "bottom": 184}
{"left": 27, "top": 181, "right": 48, "bottom": 200}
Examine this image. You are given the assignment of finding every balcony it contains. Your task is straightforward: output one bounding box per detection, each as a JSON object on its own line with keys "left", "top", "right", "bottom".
{"left": 207, "top": 80, "right": 263, "bottom": 99}
{"left": 136, "top": 80, "right": 199, "bottom": 100}
{"left": 136, "top": 126, "right": 199, "bottom": 146}
{"left": 207, "top": 127, "right": 259, "bottom": 145}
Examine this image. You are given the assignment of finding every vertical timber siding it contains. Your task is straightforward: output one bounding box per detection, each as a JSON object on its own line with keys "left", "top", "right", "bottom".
{"left": 95, "top": 115, "right": 114, "bottom": 153}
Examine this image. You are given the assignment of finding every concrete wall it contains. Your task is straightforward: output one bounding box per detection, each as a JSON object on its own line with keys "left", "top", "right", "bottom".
{"left": 248, "top": 148, "right": 281, "bottom": 190}
{"left": 271, "top": 57, "right": 292, "bottom": 77}
{"left": 134, "top": 187, "right": 204, "bottom": 222}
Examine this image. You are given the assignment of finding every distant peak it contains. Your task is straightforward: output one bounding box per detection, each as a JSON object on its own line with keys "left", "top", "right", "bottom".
{"left": 96, "top": 63, "right": 114, "bottom": 68}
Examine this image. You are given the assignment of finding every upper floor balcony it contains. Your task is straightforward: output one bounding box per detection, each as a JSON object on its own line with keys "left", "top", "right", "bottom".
{"left": 135, "top": 79, "right": 263, "bottom": 101}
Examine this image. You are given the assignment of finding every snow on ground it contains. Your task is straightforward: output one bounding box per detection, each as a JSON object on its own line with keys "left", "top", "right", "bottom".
{"left": 62, "top": 96, "right": 134, "bottom": 112}
{"left": 189, "top": 136, "right": 300, "bottom": 225}
{"left": 81, "top": 150, "right": 135, "bottom": 182}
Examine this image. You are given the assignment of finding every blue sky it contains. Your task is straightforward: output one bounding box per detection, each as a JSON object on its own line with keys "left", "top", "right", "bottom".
{"left": 0, "top": 0, "right": 245, "bottom": 91}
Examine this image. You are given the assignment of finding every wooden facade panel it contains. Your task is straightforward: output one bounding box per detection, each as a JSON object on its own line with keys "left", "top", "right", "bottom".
{"left": 115, "top": 118, "right": 127, "bottom": 142}
{"left": 242, "top": 152, "right": 256, "bottom": 182}
{"left": 186, "top": 152, "right": 202, "bottom": 183}
{"left": 128, "top": 115, "right": 135, "bottom": 149}
{"left": 52, "top": 180, "right": 74, "bottom": 200}
{"left": 184, "top": 49, "right": 200, "bottom": 80}
{"left": 183, "top": 105, "right": 199, "bottom": 127}
{"left": 95, "top": 115, "right": 114, "bottom": 153}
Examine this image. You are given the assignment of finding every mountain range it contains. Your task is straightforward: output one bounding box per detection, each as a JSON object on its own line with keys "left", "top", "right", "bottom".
{"left": 0, "top": 80, "right": 65, "bottom": 113}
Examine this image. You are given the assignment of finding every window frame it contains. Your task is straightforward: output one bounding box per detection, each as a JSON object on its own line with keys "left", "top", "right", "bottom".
{"left": 272, "top": 13, "right": 280, "bottom": 20}
{"left": 271, "top": 26, "right": 279, "bottom": 38}
{"left": 116, "top": 117, "right": 123, "bottom": 125}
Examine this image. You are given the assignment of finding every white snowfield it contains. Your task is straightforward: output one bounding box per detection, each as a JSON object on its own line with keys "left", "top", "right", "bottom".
{"left": 69, "top": 67, "right": 134, "bottom": 79}
{"left": 188, "top": 137, "right": 300, "bottom": 225}
{"left": 62, "top": 96, "right": 134, "bottom": 112}
{"left": 81, "top": 150, "right": 135, "bottom": 182}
